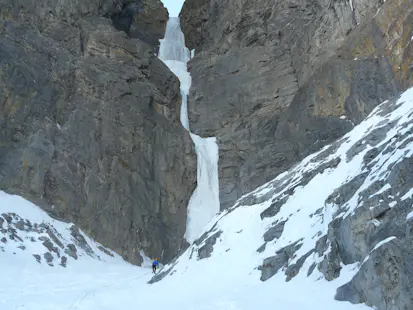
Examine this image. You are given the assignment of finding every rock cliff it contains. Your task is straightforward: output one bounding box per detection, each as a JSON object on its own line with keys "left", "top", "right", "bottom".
{"left": 180, "top": 0, "right": 413, "bottom": 209}
{"left": 0, "top": 0, "right": 196, "bottom": 264}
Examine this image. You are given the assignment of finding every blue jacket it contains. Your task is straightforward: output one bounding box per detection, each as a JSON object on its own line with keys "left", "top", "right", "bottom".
{"left": 152, "top": 260, "right": 159, "bottom": 266}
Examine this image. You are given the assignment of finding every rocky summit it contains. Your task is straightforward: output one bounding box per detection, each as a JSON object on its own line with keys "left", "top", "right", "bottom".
{"left": 180, "top": 0, "right": 413, "bottom": 209}
{"left": 0, "top": 0, "right": 196, "bottom": 264}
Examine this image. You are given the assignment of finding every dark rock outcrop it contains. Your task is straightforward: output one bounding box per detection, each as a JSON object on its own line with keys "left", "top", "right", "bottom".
{"left": 285, "top": 249, "right": 315, "bottom": 282}
{"left": 335, "top": 238, "right": 413, "bottom": 309}
{"left": 263, "top": 220, "right": 286, "bottom": 242}
{"left": 44, "top": 252, "right": 54, "bottom": 265}
{"left": 65, "top": 244, "right": 78, "bottom": 260}
{"left": 197, "top": 230, "right": 222, "bottom": 259}
{"left": 33, "top": 254, "right": 41, "bottom": 263}
{"left": 42, "top": 238, "right": 60, "bottom": 257}
{"left": 180, "top": 0, "right": 413, "bottom": 209}
{"left": 60, "top": 256, "right": 68, "bottom": 267}
{"left": 0, "top": 0, "right": 196, "bottom": 264}
{"left": 259, "top": 241, "right": 303, "bottom": 281}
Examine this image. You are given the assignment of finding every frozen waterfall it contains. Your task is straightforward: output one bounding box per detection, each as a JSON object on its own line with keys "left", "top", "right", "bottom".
{"left": 159, "top": 18, "right": 220, "bottom": 243}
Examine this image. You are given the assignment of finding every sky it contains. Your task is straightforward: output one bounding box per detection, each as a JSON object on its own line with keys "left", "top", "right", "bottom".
{"left": 161, "top": 0, "right": 185, "bottom": 17}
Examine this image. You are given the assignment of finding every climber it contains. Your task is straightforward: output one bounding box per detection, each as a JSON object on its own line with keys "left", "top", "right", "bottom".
{"left": 152, "top": 258, "right": 159, "bottom": 274}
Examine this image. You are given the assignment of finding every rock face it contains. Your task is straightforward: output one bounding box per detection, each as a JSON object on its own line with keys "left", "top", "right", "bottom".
{"left": 0, "top": 0, "right": 196, "bottom": 264}
{"left": 103, "top": 0, "right": 169, "bottom": 49}
{"left": 180, "top": 0, "right": 413, "bottom": 209}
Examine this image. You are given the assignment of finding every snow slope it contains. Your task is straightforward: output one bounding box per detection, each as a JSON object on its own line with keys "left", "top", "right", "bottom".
{"left": 3, "top": 87, "right": 412, "bottom": 310}
{"left": 0, "top": 193, "right": 369, "bottom": 310}
{"left": 0, "top": 191, "right": 123, "bottom": 266}
{"left": 0, "top": 191, "right": 148, "bottom": 309}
